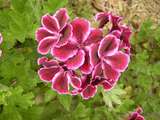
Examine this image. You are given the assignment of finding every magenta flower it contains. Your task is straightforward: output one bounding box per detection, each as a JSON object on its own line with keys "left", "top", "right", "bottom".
{"left": 38, "top": 57, "right": 82, "bottom": 94}
{"left": 51, "top": 18, "right": 103, "bottom": 72}
{"left": 128, "top": 107, "right": 145, "bottom": 120}
{"left": 0, "top": 33, "right": 3, "bottom": 57}
{"left": 90, "top": 34, "right": 129, "bottom": 86}
{"left": 96, "top": 12, "right": 132, "bottom": 54}
{"left": 38, "top": 57, "right": 70, "bottom": 94}
{"left": 36, "top": 8, "right": 72, "bottom": 55}
{"left": 36, "top": 9, "right": 132, "bottom": 99}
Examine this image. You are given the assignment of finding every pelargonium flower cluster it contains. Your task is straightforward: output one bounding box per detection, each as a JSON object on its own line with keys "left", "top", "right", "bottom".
{"left": 128, "top": 107, "right": 145, "bottom": 120}
{"left": 0, "top": 33, "right": 2, "bottom": 57}
{"left": 36, "top": 8, "right": 132, "bottom": 99}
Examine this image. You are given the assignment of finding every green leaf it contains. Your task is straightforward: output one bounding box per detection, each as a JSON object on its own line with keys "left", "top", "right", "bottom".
{"left": 8, "top": 86, "right": 34, "bottom": 109}
{"left": 102, "top": 85, "right": 126, "bottom": 108}
{"left": 0, "top": 106, "right": 23, "bottom": 120}
{"left": 137, "top": 20, "right": 153, "bottom": 42}
{"left": 0, "top": 86, "right": 34, "bottom": 120}
{"left": 115, "top": 99, "right": 135, "bottom": 113}
{"left": 43, "top": 0, "right": 68, "bottom": 13}
{"left": 44, "top": 89, "right": 56, "bottom": 103}
{"left": 0, "top": 86, "right": 11, "bottom": 105}
{"left": 72, "top": 102, "right": 90, "bottom": 119}
{"left": 11, "top": 0, "right": 28, "bottom": 12}
{"left": 58, "top": 95, "right": 72, "bottom": 111}
{"left": 21, "top": 106, "right": 44, "bottom": 120}
{"left": 154, "top": 27, "right": 160, "bottom": 46}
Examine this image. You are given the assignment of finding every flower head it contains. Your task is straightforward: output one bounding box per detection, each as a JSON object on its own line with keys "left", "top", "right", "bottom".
{"left": 36, "top": 8, "right": 72, "bottom": 55}
{"left": 128, "top": 107, "right": 145, "bottom": 120}
{"left": 36, "top": 9, "right": 132, "bottom": 99}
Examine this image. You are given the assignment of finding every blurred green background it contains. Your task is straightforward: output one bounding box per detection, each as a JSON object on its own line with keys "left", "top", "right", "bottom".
{"left": 0, "top": 0, "right": 160, "bottom": 120}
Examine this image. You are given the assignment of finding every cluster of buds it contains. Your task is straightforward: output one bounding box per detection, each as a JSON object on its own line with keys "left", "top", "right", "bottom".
{"left": 36, "top": 8, "right": 132, "bottom": 99}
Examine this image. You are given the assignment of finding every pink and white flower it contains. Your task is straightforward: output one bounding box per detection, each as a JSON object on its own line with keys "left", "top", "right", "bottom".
{"left": 36, "top": 8, "right": 72, "bottom": 55}
{"left": 96, "top": 12, "right": 132, "bottom": 54}
{"left": 38, "top": 57, "right": 82, "bottom": 94}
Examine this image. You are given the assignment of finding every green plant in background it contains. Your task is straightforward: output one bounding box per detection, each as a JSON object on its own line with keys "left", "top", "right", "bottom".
{"left": 0, "top": 0, "right": 160, "bottom": 120}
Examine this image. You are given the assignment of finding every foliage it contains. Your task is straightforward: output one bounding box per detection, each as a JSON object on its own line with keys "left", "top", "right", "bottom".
{"left": 0, "top": 0, "right": 160, "bottom": 120}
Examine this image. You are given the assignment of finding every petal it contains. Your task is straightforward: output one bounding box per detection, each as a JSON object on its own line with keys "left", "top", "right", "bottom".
{"left": 51, "top": 43, "right": 78, "bottom": 62}
{"left": 92, "top": 63, "right": 103, "bottom": 78}
{"left": 71, "top": 18, "right": 90, "bottom": 44}
{"left": 102, "top": 62, "right": 120, "bottom": 81}
{"left": 81, "top": 75, "right": 91, "bottom": 89}
{"left": 136, "top": 107, "right": 143, "bottom": 114}
{"left": 81, "top": 85, "right": 97, "bottom": 100}
{"left": 136, "top": 115, "right": 145, "bottom": 120}
{"left": 91, "top": 76, "right": 103, "bottom": 86}
{"left": 124, "top": 47, "right": 131, "bottom": 55}
{"left": 37, "top": 57, "right": 48, "bottom": 65}
{"left": 52, "top": 70, "right": 69, "bottom": 94}
{"left": 68, "top": 75, "right": 81, "bottom": 89}
{"left": 84, "top": 28, "right": 103, "bottom": 46}
{"left": 120, "top": 25, "right": 132, "bottom": 49}
{"left": 105, "top": 51, "right": 130, "bottom": 72}
{"left": 101, "top": 81, "right": 113, "bottom": 91}
{"left": 129, "top": 112, "right": 138, "bottom": 120}
{"left": 71, "top": 89, "right": 80, "bottom": 95}
{"left": 70, "top": 89, "right": 79, "bottom": 96}
{"left": 110, "top": 14, "right": 122, "bottom": 31}
{"left": 95, "top": 12, "right": 111, "bottom": 28}
{"left": 41, "top": 14, "right": 59, "bottom": 33}
{"left": 111, "top": 30, "right": 121, "bottom": 39}
{"left": 98, "top": 34, "right": 120, "bottom": 57}
{"left": 35, "top": 27, "right": 54, "bottom": 42}
{"left": 57, "top": 24, "right": 72, "bottom": 46}
{"left": 80, "top": 50, "right": 93, "bottom": 74}
{"left": 43, "top": 60, "right": 59, "bottom": 67}
{"left": 66, "top": 49, "right": 85, "bottom": 70}
{"left": 89, "top": 43, "right": 100, "bottom": 67}
{"left": 37, "top": 57, "right": 58, "bottom": 67}
{"left": 54, "top": 8, "right": 69, "bottom": 29}
{"left": 101, "top": 78, "right": 118, "bottom": 91}
{"left": 111, "top": 15, "right": 122, "bottom": 25}
{"left": 38, "top": 37, "right": 58, "bottom": 55}
{"left": 0, "top": 33, "right": 3, "bottom": 45}
{"left": 38, "top": 66, "right": 60, "bottom": 82}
